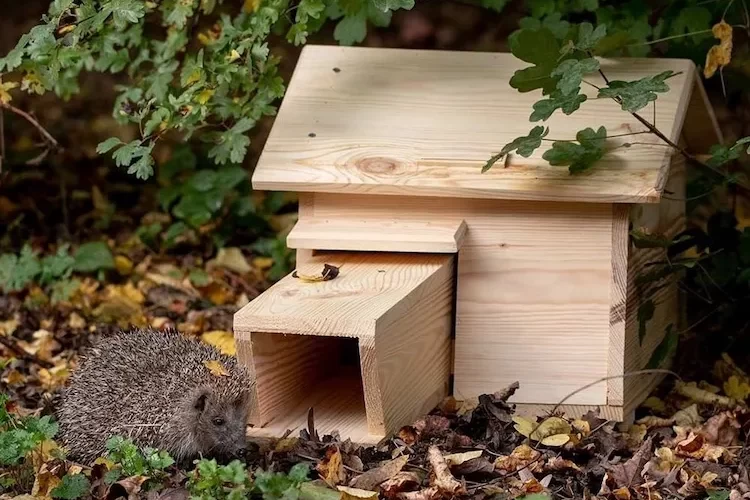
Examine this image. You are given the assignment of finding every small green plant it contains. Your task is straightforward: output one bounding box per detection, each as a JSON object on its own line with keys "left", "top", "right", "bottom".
{"left": 103, "top": 435, "right": 175, "bottom": 485}
{"left": 188, "top": 458, "right": 253, "bottom": 499}
{"left": 0, "top": 393, "right": 59, "bottom": 492}
{"left": 51, "top": 473, "right": 91, "bottom": 499}
{"left": 187, "top": 459, "right": 310, "bottom": 500}
{"left": 0, "top": 242, "right": 114, "bottom": 300}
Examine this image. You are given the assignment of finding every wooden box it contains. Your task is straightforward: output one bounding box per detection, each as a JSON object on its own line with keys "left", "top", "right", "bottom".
{"left": 234, "top": 45, "right": 721, "bottom": 440}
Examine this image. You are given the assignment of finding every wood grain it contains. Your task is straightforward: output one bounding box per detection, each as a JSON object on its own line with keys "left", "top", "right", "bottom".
{"left": 623, "top": 150, "right": 686, "bottom": 415}
{"left": 234, "top": 251, "right": 454, "bottom": 441}
{"left": 303, "top": 193, "right": 613, "bottom": 405}
{"left": 287, "top": 217, "right": 467, "bottom": 253}
{"left": 253, "top": 45, "right": 705, "bottom": 203}
{"left": 607, "top": 205, "right": 630, "bottom": 406}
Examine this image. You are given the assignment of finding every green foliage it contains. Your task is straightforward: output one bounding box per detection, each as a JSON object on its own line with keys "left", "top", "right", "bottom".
{"left": 2, "top": 0, "right": 417, "bottom": 178}
{"left": 72, "top": 242, "right": 115, "bottom": 273}
{"left": 508, "top": 28, "right": 563, "bottom": 94}
{"left": 646, "top": 325, "right": 678, "bottom": 369}
{"left": 51, "top": 473, "right": 91, "bottom": 499}
{"left": 188, "top": 458, "right": 253, "bottom": 499}
{"left": 252, "top": 236, "right": 295, "bottom": 280}
{"left": 0, "top": 393, "right": 58, "bottom": 466}
{"left": 483, "top": 126, "right": 548, "bottom": 172}
{"left": 104, "top": 436, "right": 175, "bottom": 481}
{"left": 542, "top": 126, "right": 607, "bottom": 174}
{"left": 187, "top": 459, "right": 310, "bottom": 500}
{"left": 707, "top": 138, "right": 750, "bottom": 167}
{"left": 598, "top": 70, "right": 679, "bottom": 113}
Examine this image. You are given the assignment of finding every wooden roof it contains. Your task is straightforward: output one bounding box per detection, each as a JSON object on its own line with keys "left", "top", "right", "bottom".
{"left": 252, "top": 45, "right": 720, "bottom": 204}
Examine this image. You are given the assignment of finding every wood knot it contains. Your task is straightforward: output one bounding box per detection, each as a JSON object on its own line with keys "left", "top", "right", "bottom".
{"left": 356, "top": 157, "right": 407, "bottom": 176}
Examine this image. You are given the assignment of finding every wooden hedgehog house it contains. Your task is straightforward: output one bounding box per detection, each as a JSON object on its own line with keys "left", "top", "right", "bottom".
{"left": 233, "top": 45, "right": 722, "bottom": 444}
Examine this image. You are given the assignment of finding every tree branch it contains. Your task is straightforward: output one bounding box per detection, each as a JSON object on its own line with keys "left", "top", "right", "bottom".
{"left": 0, "top": 102, "right": 60, "bottom": 150}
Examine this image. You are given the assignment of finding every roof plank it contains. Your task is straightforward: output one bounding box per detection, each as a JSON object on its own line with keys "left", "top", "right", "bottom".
{"left": 252, "top": 45, "right": 712, "bottom": 203}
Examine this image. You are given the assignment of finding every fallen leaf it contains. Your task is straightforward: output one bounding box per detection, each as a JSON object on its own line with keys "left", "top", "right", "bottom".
{"left": 494, "top": 444, "right": 543, "bottom": 473}
{"left": 0, "top": 317, "right": 19, "bottom": 336}
{"left": 636, "top": 416, "right": 675, "bottom": 428}
{"left": 676, "top": 381, "right": 734, "bottom": 407}
{"left": 350, "top": 455, "right": 408, "bottom": 490}
{"left": 201, "top": 331, "right": 236, "bottom": 356}
{"left": 208, "top": 247, "right": 251, "bottom": 274}
{"left": 545, "top": 456, "right": 581, "bottom": 472}
{"left": 68, "top": 312, "right": 86, "bottom": 329}
{"left": 607, "top": 437, "right": 653, "bottom": 489}
{"left": 572, "top": 419, "right": 591, "bottom": 436}
{"left": 252, "top": 256, "right": 274, "bottom": 270}
{"left": 723, "top": 376, "right": 750, "bottom": 401}
{"left": 107, "top": 475, "right": 148, "bottom": 500}
{"left": 115, "top": 255, "right": 134, "bottom": 275}
{"left": 427, "top": 446, "right": 465, "bottom": 495}
{"left": 702, "top": 412, "right": 741, "bottom": 447}
{"left": 38, "top": 363, "right": 71, "bottom": 391}
{"left": 293, "top": 264, "right": 341, "bottom": 283}
{"left": 674, "top": 404, "right": 703, "bottom": 428}
{"left": 31, "top": 463, "right": 61, "bottom": 498}
{"left": 2, "top": 369, "right": 26, "bottom": 385}
{"left": 318, "top": 446, "right": 346, "bottom": 486}
{"left": 380, "top": 472, "right": 421, "bottom": 498}
{"left": 641, "top": 396, "right": 667, "bottom": 414}
{"left": 338, "top": 486, "right": 378, "bottom": 500}
{"left": 444, "top": 450, "right": 483, "bottom": 466}
{"left": 396, "top": 486, "right": 440, "bottom": 500}
{"left": 203, "top": 360, "right": 229, "bottom": 377}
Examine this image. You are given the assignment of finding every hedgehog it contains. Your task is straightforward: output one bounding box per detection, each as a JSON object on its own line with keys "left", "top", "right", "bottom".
{"left": 55, "top": 328, "right": 254, "bottom": 465}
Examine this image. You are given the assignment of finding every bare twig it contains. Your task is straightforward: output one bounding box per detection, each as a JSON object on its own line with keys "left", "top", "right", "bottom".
{"left": 0, "top": 102, "right": 59, "bottom": 149}
{"left": 0, "top": 335, "right": 54, "bottom": 369}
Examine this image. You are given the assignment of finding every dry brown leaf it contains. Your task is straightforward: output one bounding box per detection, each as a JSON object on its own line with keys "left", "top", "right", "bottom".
{"left": 203, "top": 360, "right": 229, "bottom": 377}
{"left": 427, "top": 446, "right": 465, "bottom": 495}
{"left": 572, "top": 419, "right": 591, "bottom": 437}
{"left": 702, "top": 411, "right": 741, "bottom": 446}
{"left": 2, "top": 369, "right": 27, "bottom": 385}
{"left": 31, "top": 463, "right": 61, "bottom": 499}
{"left": 636, "top": 416, "right": 675, "bottom": 429}
{"left": 0, "top": 316, "right": 20, "bottom": 336}
{"left": 349, "top": 455, "right": 408, "bottom": 491}
{"left": 494, "top": 444, "right": 543, "bottom": 473}
{"left": 676, "top": 381, "right": 734, "bottom": 407}
{"left": 704, "top": 20, "right": 733, "bottom": 78}
{"left": 108, "top": 475, "right": 148, "bottom": 500}
{"left": 201, "top": 331, "right": 236, "bottom": 356}
{"left": 396, "top": 486, "right": 440, "bottom": 500}
{"left": 545, "top": 456, "right": 581, "bottom": 472}
{"left": 607, "top": 437, "right": 653, "bottom": 489}
{"left": 673, "top": 404, "right": 703, "bottom": 428}
{"left": 380, "top": 472, "right": 421, "bottom": 498}
{"left": 38, "top": 363, "right": 71, "bottom": 392}
{"left": 338, "top": 486, "right": 378, "bottom": 500}
{"left": 318, "top": 446, "right": 346, "bottom": 486}
{"left": 444, "top": 450, "right": 482, "bottom": 467}
{"left": 145, "top": 272, "right": 200, "bottom": 297}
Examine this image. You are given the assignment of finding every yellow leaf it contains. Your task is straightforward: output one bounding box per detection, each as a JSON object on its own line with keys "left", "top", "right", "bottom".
{"left": 38, "top": 363, "right": 71, "bottom": 392}
{"left": 21, "top": 72, "right": 44, "bottom": 95}
{"left": 252, "top": 256, "right": 274, "bottom": 270}
{"left": 530, "top": 416, "right": 571, "bottom": 441}
{"left": 0, "top": 317, "right": 19, "bottom": 336}
{"left": 444, "top": 450, "right": 483, "bottom": 466}
{"left": 94, "top": 456, "right": 116, "bottom": 469}
{"left": 704, "top": 20, "right": 733, "bottom": 78}
{"left": 723, "top": 375, "right": 750, "bottom": 400}
{"left": 67, "top": 312, "right": 86, "bottom": 329}
{"left": 338, "top": 486, "right": 378, "bottom": 500}
{"left": 196, "top": 88, "right": 215, "bottom": 105}
{"left": 201, "top": 330, "right": 236, "bottom": 356}
{"left": 115, "top": 256, "right": 134, "bottom": 275}
{"left": 226, "top": 49, "right": 241, "bottom": 62}
{"left": 243, "top": 0, "right": 261, "bottom": 12}
{"left": 512, "top": 416, "right": 535, "bottom": 438}
{"left": 208, "top": 247, "right": 251, "bottom": 274}
{"left": 204, "top": 359, "right": 229, "bottom": 377}
{"left": 641, "top": 396, "right": 667, "bottom": 414}
{"left": 572, "top": 419, "right": 590, "bottom": 437}
{"left": 32, "top": 463, "right": 61, "bottom": 498}
{"left": 0, "top": 79, "right": 19, "bottom": 105}
{"left": 2, "top": 369, "right": 26, "bottom": 385}
{"left": 292, "top": 264, "right": 341, "bottom": 283}
{"left": 540, "top": 433, "right": 570, "bottom": 447}
{"left": 185, "top": 69, "right": 202, "bottom": 86}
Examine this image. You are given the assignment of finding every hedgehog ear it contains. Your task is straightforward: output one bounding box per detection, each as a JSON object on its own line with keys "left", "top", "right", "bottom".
{"left": 193, "top": 389, "right": 210, "bottom": 413}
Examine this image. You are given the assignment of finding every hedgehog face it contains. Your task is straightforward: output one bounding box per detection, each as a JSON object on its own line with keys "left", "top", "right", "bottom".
{"left": 190, "top": 387, "right": 251, "bottom": 459}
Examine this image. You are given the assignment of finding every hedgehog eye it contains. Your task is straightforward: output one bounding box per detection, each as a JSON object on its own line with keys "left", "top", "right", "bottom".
{"left": 212, "top": 418, "right": 225, "bottom": 426}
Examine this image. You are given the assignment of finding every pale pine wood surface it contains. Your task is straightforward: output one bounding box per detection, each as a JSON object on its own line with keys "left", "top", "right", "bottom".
{"left": 607, "top": 205, "right": 630, "bottom": 406}
{"left": 301, "top": 193, "right": 613, "bottom": 405}
{"left": 234, "top": 252, "right": 454, "bottom": 442}
{"left": 253, "top": 45, "right": 702, "bottom": 203}
{"left": 623, "top": 151, "right": 686, "bottom": 414}
{"left": 287, "top": 217, "right": 467, "bottom": 253}
{"left": 234, "top": 252, "right": 453, "bottom": 338}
